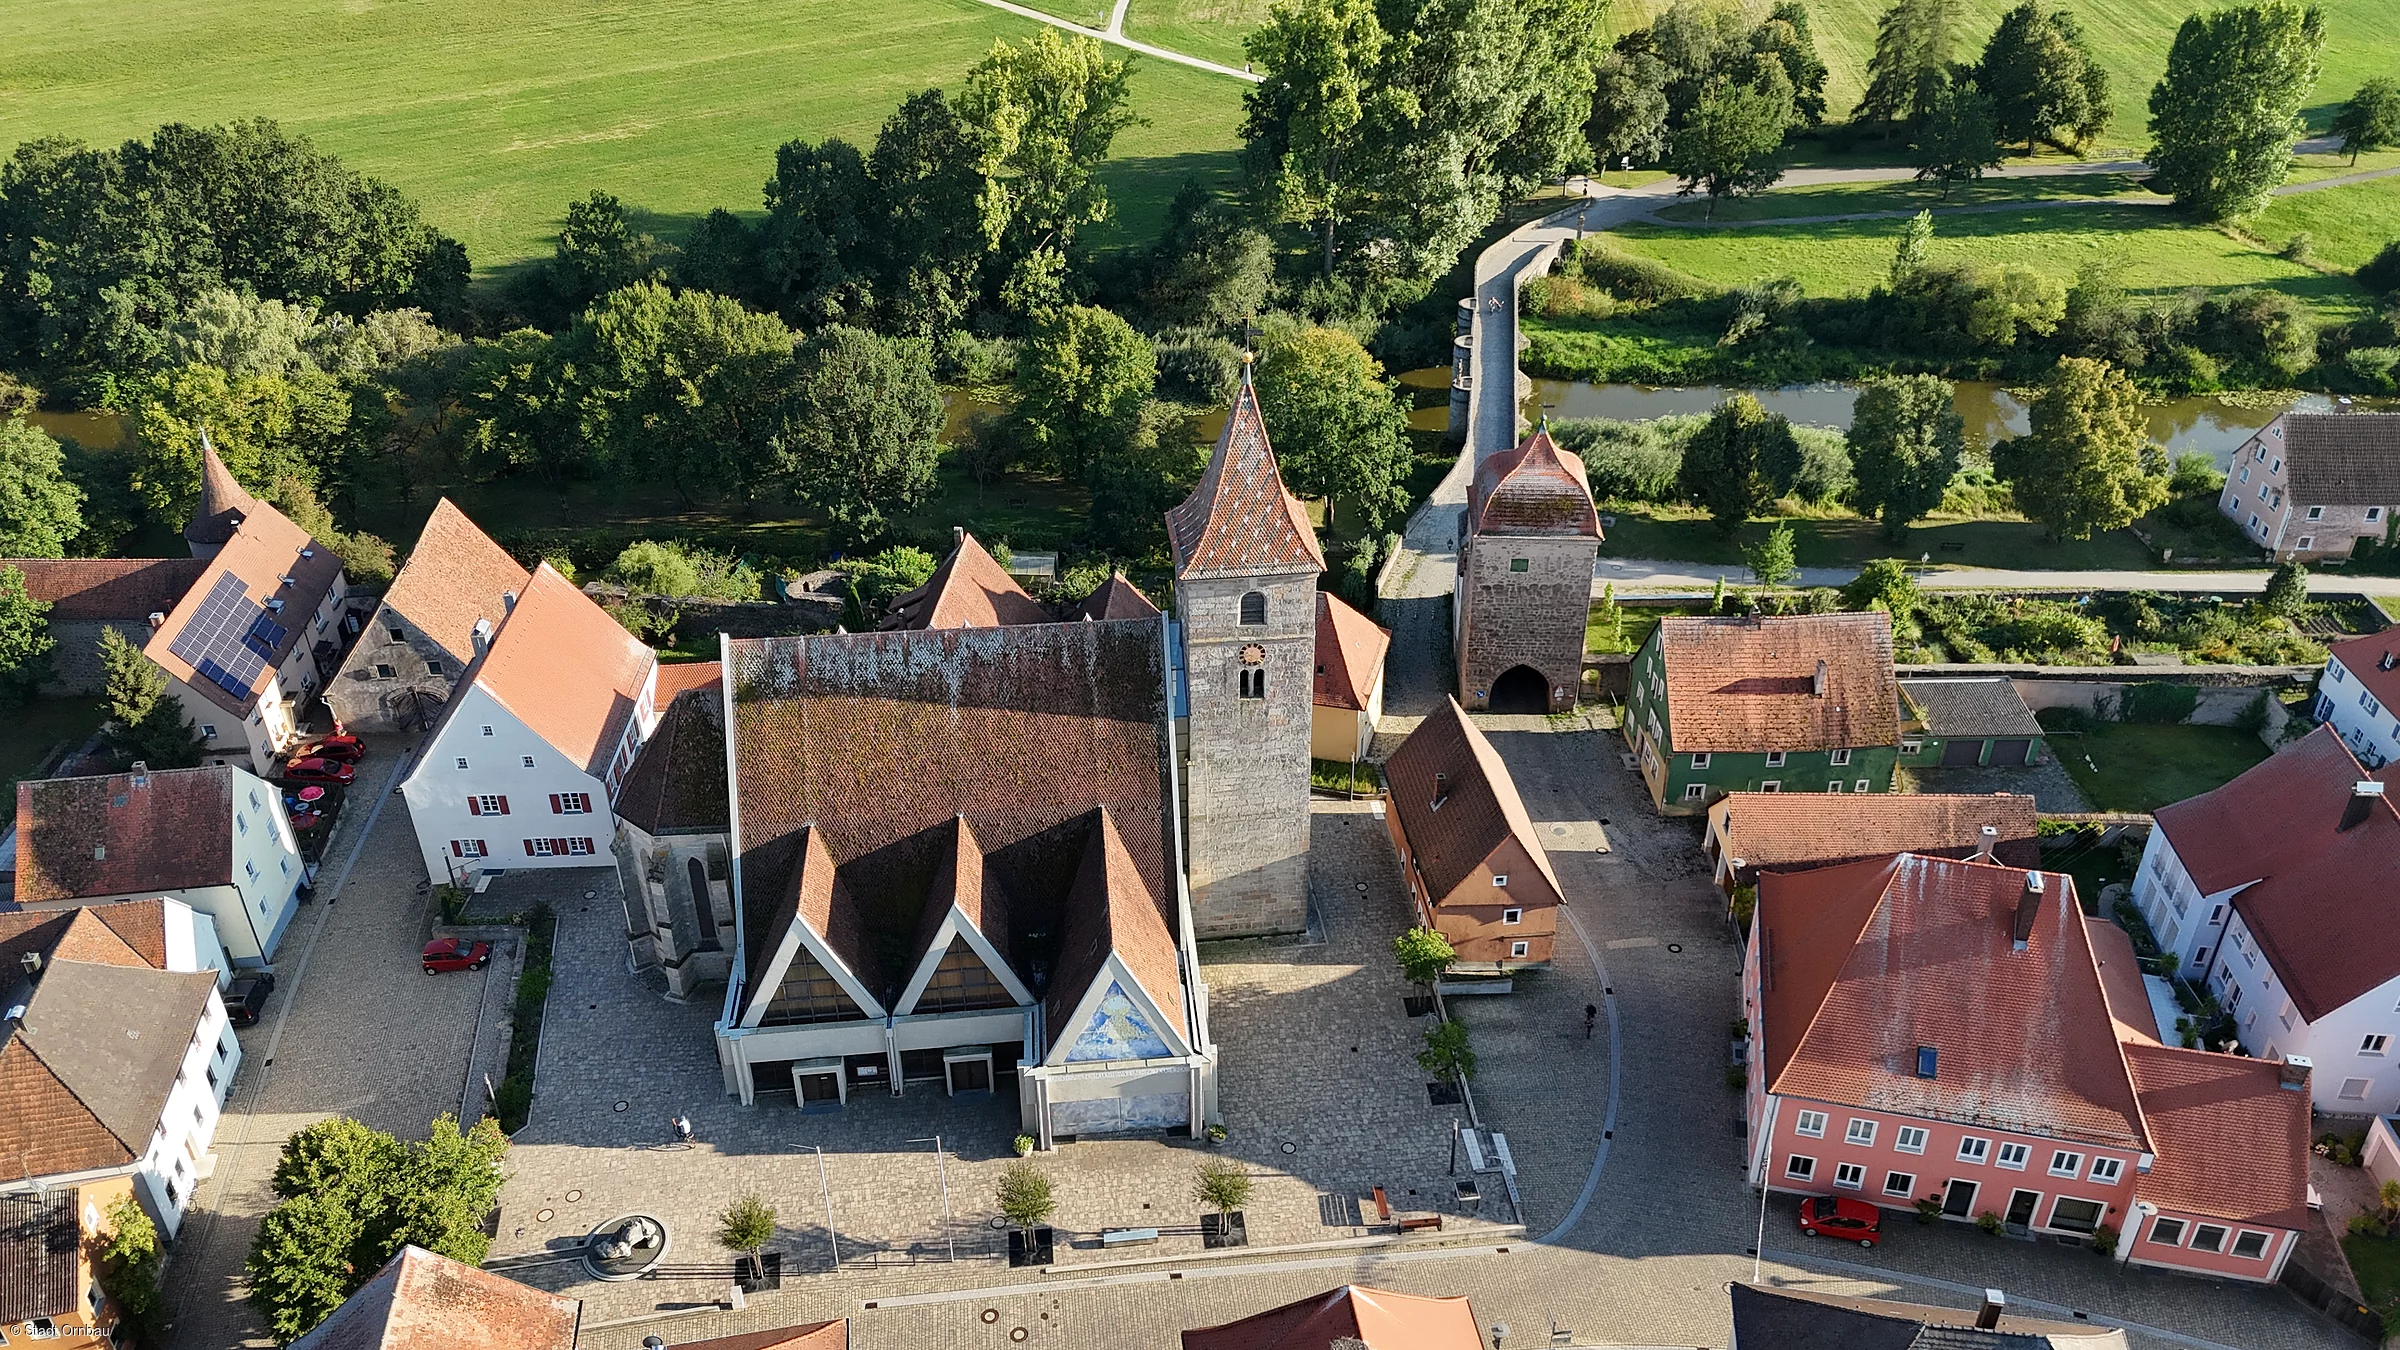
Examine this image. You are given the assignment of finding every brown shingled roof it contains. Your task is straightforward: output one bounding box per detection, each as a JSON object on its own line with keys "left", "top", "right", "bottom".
{"left": 0, "top": 557, "right": 206, "bottom": 621}
{"left": 1314, "top": 592, "right": 1390, "bottom": 712}
{"left": 670, "top": 1324, "right": 846, "bottom": 1350}
{"left": 882, "top": 531, "right": 1049, "bottom": 630}
{"left": 615, "top": 688, "right": 728, "bottom": 837}
{"left": 470, "top": 563, "right": 656, "bottom": 776}
{"left": 1709, "top": 792, "right": 2039, "bottom": 882}
{"left": 1045, "top": 807, "right": 1186, "bottom": 1056}
{"left": 1383, "top": 697, "right": 1564, "bottom": 905}
{"left": 1758, "top": 854, "right": 2149, "bottom": 1151}
{"left": 2151, "top": 725, "right": 2400, "bottom": 1021}
{"left": 654, "top": 659, "right": 723, "bottom": 701}
{"left": 906, "top": 815, "right": 1016, "bottom": 981}
{"left": 146, "top": 494, "right": 346, "bottom": 717}
{"left": 0, "top": 908, "right": 155, "bottom": 977}
{"left": 375, "top": 499, "right": 531, "bottom": 670}
{"left": 0, "top": 1039, "right": 137, "bottom": 1184}
{"left": 2125, "top": 1043, "right": 2312, "bottom": 1230}
{"left": 0, "top": 1191, "right": 82, "bottom": 1326}
{"left": 1074, "top": 572, "right": 1160, "bottom": 622}
{"left": 2090, "top": 921, "right": 2162, "bottom": 1044}
{"left": 184, "top": 435, "right": 258, "bottom": 549}
{"left": 5, "top": 960, "right": 219, "bottom": 1181}
{"left": 1181, "top": 1284, "right": 1482, "bottom": 1350}
{"left": 1165, "top": 374, "right": 1324, "bottom": 579}
{"left": 2280, "top": 412, "right": 2400, "bottom": 505}
{"left": 291, "top": 1244, "right": 581, "bottom": 1350}
{"left": 15, "top": 766, "right": 234, "bottom": 903}
{"left": 1655, "top": 612, "right": 1901, "bottom": 753}
{"left": 1468, "top": 425, "right": 1602, "bottom": 537}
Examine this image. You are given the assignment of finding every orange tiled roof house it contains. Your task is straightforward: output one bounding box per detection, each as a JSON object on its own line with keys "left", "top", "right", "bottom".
{"left": 328, "top": 499, "right": 531, "bottom": 734}
{"left": 1381, "top": 697, "right": 1562, "bottom": 972}
{"left": 1744, "top": 852, "right": 2312, "bottom": 1283}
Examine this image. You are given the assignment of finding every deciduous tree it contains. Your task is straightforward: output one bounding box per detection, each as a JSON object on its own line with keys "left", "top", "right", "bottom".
{"left": 1976, "top": 2, "right": 2111, "bottom": 153}
{"left": 1669, "top": 66, "right": 1793, "bottom": 217}
{"left": 1677, "top": 394, "right": 1801, "bottom": 531}
{"left": 1912, "top": 84, "right": 2004, "bottom": 196}
{"left": 756, "top": 141, "right": 875, "bottom": 327}
{"left": 0, "top": 417, "right": 85, "bottom": 557}
{"left": 780, "top": 326, "right": 946, "bottom": 545}
{"left": 957, "top": 31, "right": 1139, "bottom": 314}
{"left": 1743, "top": 522, "right": 1797, "bottom": 589}
{"left": 0, "top": 565, "right": 52, "bottom": 704}
{"left": 1243, "top": 0, "right": 1390, "bottom": 282}
{"left": 1012, "top": 305, "right": 1154, "bottom": 479}
{"left": 548, "top": 192, "right": 664, "bottom": 318}
{"left": 1846, "top": 374, "right": 1965, "bottom": 537}
{"left": 2332, "top": 78, "right": 2400, "bottom": 165}
{"left": 1993, "top": 356, "right": 2168, "bottom": 538}
{"left": 1252, "top": 328, "right": 1412, "bottom": 531}
{"left": 2146, "top": 2, "right": 2325, "bottom": 220}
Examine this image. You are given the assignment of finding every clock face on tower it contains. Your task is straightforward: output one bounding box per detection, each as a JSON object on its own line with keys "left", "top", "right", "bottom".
{"left": 1239, "top": 644, "right": 1266, "bottom": 666}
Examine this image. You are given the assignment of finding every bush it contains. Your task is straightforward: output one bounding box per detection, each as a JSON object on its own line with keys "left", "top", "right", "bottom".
{"left": 1418, "top": 1018, "right": 1476, "bottom": 1082}
{"left": 1976, "top": 1211, "right": 2004, "bottom": 1234}
{"left": 1549, "top": 416, "right": 1690, "bottom": 501}
{"left": 936, "top": 330, "right": 1018, "bottom": 385}
{"left": 2343, "top": 346, "right": 2400, "bottom": 393}
{"left": 1524, "top": 273, "right": 1615, "bottom": 321}
{"left": 1192, "top": 1157, "right": 1253, "bottom": 1216}
{"left": 2357, "top": 241, "right": 2400, "bottom": 295}
{"left": 98, "top": 1196, "right": 165, "bottom": 1347}
{"left": 1154, "top": 330, "right": 1242, "bottom": 402}
{"left": 1562, "top": 238, "right": 1714, "bottom": 304}
{"left": 1790, "top": 426, "right": 1854, "bottom": 504}
{"left": 997, "top": 1160, "right": 1055, "bottom": 1232}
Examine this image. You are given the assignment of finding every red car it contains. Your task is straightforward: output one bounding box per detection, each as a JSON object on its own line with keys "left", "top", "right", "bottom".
{"left": 282, "top": 757, "right": 356, "bottom": 785}
{"left": 297, "top": 735, "right": 365, "bottom": 762}
{"left": 1799, "top": 1195, "right": 1881, "bottom": 1247}
{"left": 422, "top": 937, "right": 491, "bottom": 974}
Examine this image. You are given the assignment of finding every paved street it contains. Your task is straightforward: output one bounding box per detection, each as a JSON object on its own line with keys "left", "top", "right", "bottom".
{"left": 1596, "top": 556, "right": 2400, "bottom": 598}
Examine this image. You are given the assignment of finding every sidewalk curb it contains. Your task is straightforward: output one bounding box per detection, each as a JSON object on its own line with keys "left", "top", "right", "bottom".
{"left": 1040, "top": 1223, "right": 1528, "bottom": 1274}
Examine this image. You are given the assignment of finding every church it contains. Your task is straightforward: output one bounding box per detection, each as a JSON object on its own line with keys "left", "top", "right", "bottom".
{"left": 638, "top": 370, "right": 1323, "bottom": 1141}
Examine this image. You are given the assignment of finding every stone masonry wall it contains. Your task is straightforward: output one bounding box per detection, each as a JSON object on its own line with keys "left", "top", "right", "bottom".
{"left": 41, "top": 619, "right": 146, "bottom": 696}
{"left": 1455, "top": 531, "right": 1599, "bottom": 710}
{"left": 1177, "top": 569, "right": 1315, "bottom": 938}
{"left": 327, "top": 602, "right": 463, "bottom": 734}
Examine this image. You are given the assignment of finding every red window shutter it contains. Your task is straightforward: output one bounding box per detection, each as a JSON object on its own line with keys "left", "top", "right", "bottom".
{"left": 553, "top": 838, "right": 568, "bottom": 855}
{"left": 496, "top": 796, "right": 510, "bottom": 815}
{"left": 549, "top": 794, "right": 562, "bottom": 814}
{"left": 523, "top": 839, "right": 536, "bottom": 856}
{"left": 467, "top": 797, "right": 481, "bottom": 816}
{"left": 450, "top": 840, "right": 463, "bottom": 857}
{"left": 579, "top": 837, "right": 594, "bottom": 853}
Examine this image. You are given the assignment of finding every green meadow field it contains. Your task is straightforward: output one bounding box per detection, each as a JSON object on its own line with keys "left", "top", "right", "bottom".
{"left": 0, "top": 0, "right": 1248, "bottom": 273}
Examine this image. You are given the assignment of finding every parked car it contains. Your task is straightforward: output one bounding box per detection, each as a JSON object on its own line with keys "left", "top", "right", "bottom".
{"left": 1798, "top": 1195, "right": 1880, "bottom": 1247}
{"left": 282, "top": 756, "right": 356, "bottom": 785}
{"left": 225, "top": 973, "right": 276, "bottom": 1028}
{"left": 296, "top": 735, "right": 365, "bottom": 762}
{"left": 422, "top": 937, "right": 491, "bottom": 974}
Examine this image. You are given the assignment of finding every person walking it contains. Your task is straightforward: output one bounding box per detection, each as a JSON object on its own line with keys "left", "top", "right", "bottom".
{"left": 1584, "top": 1003, "right": 1597, "bottom": 1039}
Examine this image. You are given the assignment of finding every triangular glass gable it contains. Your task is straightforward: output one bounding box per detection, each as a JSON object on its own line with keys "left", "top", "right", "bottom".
{"left": 1063, "top": 979, "right": 1172, "bottom": 1062}
{"left": 759, "top": 941, "right": 867, "bottom": 1025}
{"left": 913, "top": 933, "right": 1018, "bottom": 1013}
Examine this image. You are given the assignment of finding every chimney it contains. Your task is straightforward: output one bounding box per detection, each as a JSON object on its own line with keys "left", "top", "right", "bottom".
{"left": 19, "top": 950, "right": 40, "bottom": 976}
{"left": 147, "top": 611, "right": 166, "bottom": 630}
{"left": 471, "top": 617, "right": 494, "bottom": 655}
{"left": 2280, "top": 1054, "right": 2314, "bottom": 1092}
{"left": 953, "top": 525, "right": 965, "bottom": 550}
{"left": 2012, "top": 872, "right": 2045, "bottom": 949}
{"left": 2341, "top": 780, "right": 2387, "bottom": 832}
{"left": 2381, "top": 650, "right": 2395, "bottom": 672}
{"left": 1976, "top": 1290, "right": 2007, "bottom": 1331}
{"left": 1973, "top": 825, "right": 1997, "bottom": 863}
{"left": 1812, "top": 659, "right": 1828, "bottom": 697}
{"left": 503, "top": 589, "right": 519, "bottom": 613}
{"left": 129, "top": 761, "right": 149, "bottom": 790}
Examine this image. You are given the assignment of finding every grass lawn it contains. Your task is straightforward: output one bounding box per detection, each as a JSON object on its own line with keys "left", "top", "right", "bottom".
{"left": 0, "top": 697, "right": 104, "bottom": 798}
{"left": 1586, "top": 600, "right": 1709, "bottom": 655}
{"left": 1648, "top": 173, "right": 2150, "bottom": 224}
{"left": 1122, "top": 0, "right": 1271, "bottom": 67}
{"left": 0, "top": 0, "right": 1246, "bottom": 272}
{"left": 1608, "top": 0, "right": 2400, "bottom": 160}
{"left": 2042, "top": 720, "right": 2269, "bottom": 814}
{"left": 1607, "top": 202, "right": 2373, "bottom": 319}
{"left": 2348, "top": 1231, "right": 2400, "bottom": 1337}
{"left": 1593, "top": 502, "right": 2159, "bottom": 573}
{"left": 2251, "top": 174, "right": 2400, "bottom": 273}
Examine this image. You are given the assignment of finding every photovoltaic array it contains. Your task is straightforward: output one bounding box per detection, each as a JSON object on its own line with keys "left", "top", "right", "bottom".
{"left": 165, "top": 572, "right": 285, "bottom": 702}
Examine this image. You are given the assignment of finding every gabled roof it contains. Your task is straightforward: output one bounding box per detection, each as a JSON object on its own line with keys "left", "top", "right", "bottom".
{"left": 882, "top": 531, "right": 1049, "bottom": 631}
{"left": 1165, "top": 373, "right": 1324, "bottom": 579}
{"left": 2279, "top": 412, "right": 2400, "bottom": 505}
{"left": 766, "top": 825, "right": 885, "bottom": 1014}
{"left": 15, "top": 765, "right": 235, "bottom": 902}
{"left": 0, "top": 1191, "right": 81, "bottom": 1325}
{"left": 146, "top": 493, "right": 346, "bottom": 716}
{"left": 1075, "top": 572, "right": 1160, "bottom": 622}
{"left": 906, "top": 815, "right": 1015, "bottom": 980}
{"left": 2089, "top": 922, "right": 2162, "bottom": 1044}
{"left": 1468, "top": 425, "right": 1601, "bottom": 537}
{"left": 2327, "top": 632, "right": 2400, "bottom": 733}
{"left": 2124, "top": 1043, "right": 2311, "bottom": 1229}
{"left": 184, "top": 435, "right": 258, "bottom": 549}
{"left": 374, "top": 499, "right": 531, "bottom": 669}
{"left": 1900, "top": 678, "right": 2044, "bottom": 740}
{"left": 1314, "top": 592, "right": 1390, "bottom": 712}
{"left": 456, "top": 563, "right": 655, "bottom": 776}
{"left": 291, "top": 1244, "right": 581, "bottom": 1350}
{"left": 2151, "top": 725, "right": 2400, "bottom": 1021}
{"left": 0, "top": 1038, "right": 137, "bottom": 1183}
{"left": 1758, "top": 854, "right": 2149, "bottom": 1151}
{"left": 1728, "top": 1284, "right": 2126, "bottom": 1349}
{"left": 616, "top": 686, "right": 728, "bottom": 838}
{"left": 0, "top": 906, "right": 158, "bottom": 976}
{"left": 1181, "top": 1284, "right": 1482, "bottom": 1350}
{"left": 1653, "top": 612, "right": 1901, "bottom": 753}
{"left": 1045, "top": 807, "right": 1187, "bottom": 1057}
{"left": 3, "top": 959, "right": 219, "bottom": 1181}
{"left": 1710, "top": 792, "right": 2040, "bottom": 879}
{"left": 654, "top": 659, "right": 723, "bottom": 702}
{"left": 669, "top": 1325, "right": 846, "bottom": 1350}
{"left": 1383, "top": 697, "right": 1563, "bottom": 904}
{"left": 0, "top": 557, "right": 206, "bottom": 621}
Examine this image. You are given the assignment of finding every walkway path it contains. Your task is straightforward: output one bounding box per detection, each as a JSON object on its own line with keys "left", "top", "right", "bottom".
{"left": 1591, "top": 556, "right": 2400, "bottom": 597}
{"left": 953, "top": 0, "right": 1259, "bottom": 80}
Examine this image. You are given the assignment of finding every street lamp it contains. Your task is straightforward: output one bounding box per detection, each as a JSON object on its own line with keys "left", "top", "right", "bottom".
{"left": 1490, "top": 1322, "right": 1510, "bottom": 1349}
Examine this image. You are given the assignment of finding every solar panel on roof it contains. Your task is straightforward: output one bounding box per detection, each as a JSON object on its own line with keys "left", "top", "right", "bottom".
{"left": 166, "top": 572, "right": 269, "bottom": 701}
{"left": 243, "top": 611, "right": 287, "bottom": 657}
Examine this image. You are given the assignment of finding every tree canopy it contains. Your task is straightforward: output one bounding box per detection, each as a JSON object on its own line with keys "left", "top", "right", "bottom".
{"left": 1251, "top": 328, "right": 1412, "bottom": 531}
{"left": 1846, "top": 373, "right": 1965, "bottom": 537}
{"left": 1912, "top": 85, "right": 2004, "bottom": 194}
{"left": 0, "top": 565, "right": 53, "bottom": 704}
{"left": 1668, "top": 66, "right": 1794, "bottom": 216}
{"left": 779, "top": 326, "right": 946, "bottom": 544}
{"left": 0, "top": 417, "right": 84, "bottom": 557}
{"left": 1976, "top": 2, "right": 2110, "bottom": 153}
{"left": 2332, "top": 78, "right": 2400, "bottom": 164}
{"left": 1678, "top": 394, "right": 1801, "bottom": 531}
{"left": 1013, "top": 304, "right": 1155, "bottom": 479}
{"left": 1993, "top": 356, "right": 2168, "bottom": 538}
{"left": 1857, "top": 0, "right": 1962, "bottom": 129}
{"left": 2146, "top": 2, "right": 2325, "bottom": 220}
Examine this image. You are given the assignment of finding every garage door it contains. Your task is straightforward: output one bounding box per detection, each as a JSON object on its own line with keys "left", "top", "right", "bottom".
{"left": 1940, "top": 739, "right": 1983, "bottom": 766}
{"left": 1992, "top": 738, "right": 2032, "bottom": 766}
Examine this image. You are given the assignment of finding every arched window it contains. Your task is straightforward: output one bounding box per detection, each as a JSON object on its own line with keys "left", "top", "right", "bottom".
{"left": 1239, "top": 591, "right": 1267, "bottom": 625}
{"left": 1239, "top": 668, "right": 1266, "bottom": 700}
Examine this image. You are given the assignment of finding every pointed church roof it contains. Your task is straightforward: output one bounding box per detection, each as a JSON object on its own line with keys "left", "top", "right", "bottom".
{"left": 1468, "top": 423, "right": 1601, "bottom": 537}
{"left": 1074, "top": 572, "right": 1160, "bottom": 622}
{"left": 1165, "top": 372, "right": 1325, "bottom": 579}
{"left": 184, "top": 432, "right": 258, "bottom": 549}
{"left": 882, "top": 530, "right": 1050, "bottom": 630}
{"left": 1044, "top": 806, "right": 1186, "bottom": 1057}
{"left": 907, "top": 815, "right": 1015, "bottom": 975}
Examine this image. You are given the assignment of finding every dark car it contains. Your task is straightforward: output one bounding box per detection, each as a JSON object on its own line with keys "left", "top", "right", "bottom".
{"left": 423, "top": 937, "right": 491, "bottom": 974}
{"left": 225, "top": 973, "right": 276, "bottom": 1028}
{"left": 296, "top": 735, "right": 365, "bottom": 762}
{"left": 282, "top": 756, "right": 356, "bottom": 785}
{"left": 1799, "top": 1194, "right": 1881, "bottom": 1247}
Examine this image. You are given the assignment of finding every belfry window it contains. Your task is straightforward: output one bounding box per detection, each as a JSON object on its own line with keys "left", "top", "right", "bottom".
{"left": 1239, "top": 591, "right": 1267, "bottom": 625}
{"left": 1239, "top": 668, "right": 1266, "bottom": 699}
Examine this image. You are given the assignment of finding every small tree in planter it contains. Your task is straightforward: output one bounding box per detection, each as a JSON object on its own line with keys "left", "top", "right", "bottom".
{"left": 717, "top": 1193, "right": 776, "bottom": 1287}
{"left": 1418, "top": 1018, "right": 1477, "bottom": 1083}
{"left": 1194, "top": 1157, "right": 1253, "bottom": 1248}
{"left": 1393, "top": 926, "right": 1455, "bottom": 992}
{"left": 2090, "top": 1222, "right": 2119, "bottom": 1256}
{"left": 998, "top": 1160, "right": 1056, "bottom": 1266}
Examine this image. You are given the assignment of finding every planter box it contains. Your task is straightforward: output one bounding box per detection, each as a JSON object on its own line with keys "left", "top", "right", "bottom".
{"left": 735, "top": 1251, "right": 783, "bottom": 1292}
{"left": 1007, "top": 1226, "right": 1055, "bottom": 1268}
{"left": 1201, "top": 1211, "right": 1248, "bottom": 1249}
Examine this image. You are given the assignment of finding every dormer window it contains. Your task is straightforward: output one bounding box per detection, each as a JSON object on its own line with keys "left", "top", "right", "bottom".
{"left": 1238, "top": 591, "right": 1267, "bottom": 625}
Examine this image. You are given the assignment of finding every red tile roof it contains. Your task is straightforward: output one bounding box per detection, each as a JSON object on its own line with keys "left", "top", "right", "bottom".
{"left": 2327, "top": 632, "right": 2400, "bottom": 734}
{"left": 375, "top": 499, "right": 531, "bottom": 669}
{"left": 15, "top": 766, "right": 234, "bottom": 902}
{"left": 614, "top": 687, "right": 727, "bottom": 837}
{"left": 2124, "top": 1043, "right": 2312, "bottom": 1229}
{"left": 1314, "top": 592, "right": 1390, "bottom": 712}
{"left": 0, "top": 908, "right": 156, "bottom": 975}
{"left": 0, "top": 557, "right": 206, "bottom": 621}
{"left": 669, "top": 1326, "right": 846, "bottom": 1350}
{"left": 1181, "top": 1285, "right": 1482, "bottom": 1350}
{"left": 2089, "top": 921, "right": 2161, "bottom": 1044}
{"left": 2151, "top": 725, "right": 2400, "bottom": 1021}
{"left": 1046, "top": 806, "right": 1186, "bottom": 1054}
{"left": 1074, "top": 572, "right": 1160, "bottom": 622}
{"left": 1758, "top": 854, "right": 2149, "bottom": 1151}
{"left": 291, "top": 1245, "right": 580, "bottom": 1350}
{"left": 1709, "top": 793, "right": 2040, "bottom": 880}
{"left": 1655, "top": 613, "right": 1901, "bottom": 753}
{"left": 1165, "top": 375, "right": 1324, "bottom": 579}
{"left": 0, "top": 1039, "right": 138, "bottom": 1183}
{"left": 883, "top": 531, "right": 1050, "bottom": 630}
{"left": 1383, "top": 697, "right": 1563, "bottom": 905}
{"left": 906, "top": 815, "right": 1014, "bottom": 983}
{"left": 146, "top": 494, "right": 346, "bottom": 716}
{"left": 3, "top": 960, "right": 219, "bottom": 1183}
{"left": 654, "top": 660, "right": 722, "bottom": 701}
{"left": 467, "top": 563, "right": 655, "bottom": 775}
{"left": 1468, "top": 426, "right": 1601, "bottom": 537}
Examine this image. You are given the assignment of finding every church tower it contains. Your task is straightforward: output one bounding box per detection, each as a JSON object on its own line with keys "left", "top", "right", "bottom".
{"left": 1166, "top": 364, "right": 1324, "bottom": 939}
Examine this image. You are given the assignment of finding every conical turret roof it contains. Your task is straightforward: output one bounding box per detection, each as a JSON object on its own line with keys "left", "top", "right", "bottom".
{"left": 1468, "top": 422, "right": 1601, "bottom": 538}
{"left": 1165, "top": 368, "right": 1324, "bottom": 579}
{"left": 183, "top": 431, "right": 256, "bottom": 549}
